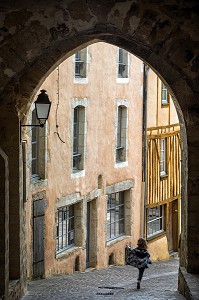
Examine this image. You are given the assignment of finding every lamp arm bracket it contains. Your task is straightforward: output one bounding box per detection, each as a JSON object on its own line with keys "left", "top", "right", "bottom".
{"left": 20, "top": 124, "right": 44, "bottom": 128}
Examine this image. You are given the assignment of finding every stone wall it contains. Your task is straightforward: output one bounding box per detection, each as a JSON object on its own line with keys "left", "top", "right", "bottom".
{"left": 0, "top": 1, "right": 199, "bottom": 299}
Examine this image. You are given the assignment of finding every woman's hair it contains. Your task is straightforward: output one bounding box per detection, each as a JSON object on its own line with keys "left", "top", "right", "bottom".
{"left": 137, "top": 237, "right": 147, "bottom": 249}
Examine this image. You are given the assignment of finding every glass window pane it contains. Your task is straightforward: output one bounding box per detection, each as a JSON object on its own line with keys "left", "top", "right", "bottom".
{"left": 147, "top": 206, "right": 164, "bottom": 237}
{"left": 111, "top": 223, "right": 115, "bottom": 238}
{"left": 32, "top": 128, "right": 37, "bottom": 141}
{"left": 107, "top": 224, "right": 110, "bottom": 239}
{"left": 115, "top": 193, "right": 120, "bottom": 206}
{"left": 56, "top": 205, "right": 75, "bottom": 253}
{"left": 31, "top": 159, "right": 36, "bottom": 174}
{"left": 119, "top": 219, "right": 124, "bottom": 234}
{"left": 119, "top": 206, "right": 124, "bottom": 219}
{"left": 106, "top": 192, "right": 125, "bottom": 241}
{"left": 110, "top": 209, "right": 115, "bottom": 223}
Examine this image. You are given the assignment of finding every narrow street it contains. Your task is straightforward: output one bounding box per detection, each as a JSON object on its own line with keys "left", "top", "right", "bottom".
{"left": 21, "top": 258, "right": 185, "bottom": 299}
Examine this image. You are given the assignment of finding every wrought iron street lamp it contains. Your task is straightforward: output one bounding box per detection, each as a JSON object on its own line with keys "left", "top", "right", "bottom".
{"left": 20, "top": 90, "right": 51, "bottom": 142}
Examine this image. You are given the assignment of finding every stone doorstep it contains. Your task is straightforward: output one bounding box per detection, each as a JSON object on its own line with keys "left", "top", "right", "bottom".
{"left": 169, "top": 252, "right": 179, "bottom": 259}
{"left": 179, "top": 267, "right": 199, "bottom": 300}
{"left": 84, "top": 267, "right": 96, "bottom": 272}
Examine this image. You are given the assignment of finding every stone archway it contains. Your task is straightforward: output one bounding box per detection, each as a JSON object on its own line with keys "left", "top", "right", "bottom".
{"left": 0, "top": 147, "right": 9, "bottom": 299}
{"left": 0, "top": 1, "right": 198, "bottom": 299}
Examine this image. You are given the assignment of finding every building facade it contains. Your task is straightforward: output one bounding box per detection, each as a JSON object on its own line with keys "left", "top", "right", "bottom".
{"left": 23, "top": 42, "right": 180, "bottom": 279}
{"left": 23, "top": 42, "right": 144, "bottom": 279}
{"left": 145, "top": 69, "right": 181, "bottom": 260}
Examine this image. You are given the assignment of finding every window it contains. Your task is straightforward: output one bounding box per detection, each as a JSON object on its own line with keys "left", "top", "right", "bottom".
{"left": 147, "top": 205, "right": 164, "bottom": 238}
{"left": 56, "top": 205, "right": 75, "bottom": 253}
{"left": 160, "top": 138, "right": 166, "bottom": 177}
{"left": 118, "top": 48, "right": 129, "bottom": 78}
{"left": 31, "top": 109, "right": 46, "bottom": 179}
{"left": 73, "top": 106, "right": 85, "bottom": 172}
{"left": 161, "top": 83, "right": 169, "bottom": 105}
{"left": 116, "top": 105, "right": 127, "bottom": 163}
{"left": 107, "top": 192, "right": 125, "bottom": 241}
{"left": 74, "top": 48, "right": 87, "bottom": 79}
{"left": 31, "top": 109, "right": 39, "bottom": 178}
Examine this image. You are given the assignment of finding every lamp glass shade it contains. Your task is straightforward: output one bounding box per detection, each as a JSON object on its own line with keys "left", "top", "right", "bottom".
{"left": 35, "top": 90, "right": 51, "bottom": 124}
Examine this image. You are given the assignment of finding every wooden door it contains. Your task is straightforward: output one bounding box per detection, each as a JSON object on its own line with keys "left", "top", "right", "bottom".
{"left": 168, "top": 199, "right": 178, "bottom": 253}
{"left": 86, "top": 201, "right": 90, "bottom": 268}
{"left": 172, "top": 200, "right": 179, "bottom": 251}
{"left": 33, "top": 199, "right": 45, "bottom": 278}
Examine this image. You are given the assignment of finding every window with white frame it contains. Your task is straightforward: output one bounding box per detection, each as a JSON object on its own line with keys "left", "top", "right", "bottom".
{"left": 56, "top": 204, "right": 75, "bottom": 253}
{"left": 147, "top": 205, "right": 165, "bottom": 238}
{"left": 161, "top": 83, "right": 169, "bottom": 105}
{"left": 118, "top": 48, "right": 129, "bottom": 78}
{"left": 107, "top": 192, "right": 125, "bottom": 241}
{"left": 31, "top": 109, "right": 46, "bottom": 179}
{"left": 116, "top": 105, "right": 127, "bottom": 163}
{"left": 73, "top": 106, "right": 85, "bottom": 172}
{"left": 160, "top": 138, "right": 166, "bottom": 177}
{"left": 74, "top": 48, "right": 87, "bottom": 79}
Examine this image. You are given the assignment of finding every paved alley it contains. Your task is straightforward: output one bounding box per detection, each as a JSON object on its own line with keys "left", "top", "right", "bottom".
{"left": 21, "top": 258, "right": 185, "bottom": 300}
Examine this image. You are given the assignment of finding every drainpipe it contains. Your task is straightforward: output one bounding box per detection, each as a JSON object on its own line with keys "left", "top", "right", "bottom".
{"left": 141, "top": 63, "right": 149, "bottom": 238}
{"left": 22, "top": 141, "right": 28, "bottom": 202}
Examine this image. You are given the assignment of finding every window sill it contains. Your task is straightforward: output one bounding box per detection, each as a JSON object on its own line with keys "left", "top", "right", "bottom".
{"left": 56, "top": 246, "right": 83, "bottom": 261}
{"left": 161, "top": 103, "right": 169, "bottom": 107}
{"left": 160, "top": 174, "right": 168, "bottom": 180}
{"left": 31, "top": 178, "right": 48, "bottom": 191}
{"left": 74, "top": 78, "right": 88, "bottom": 84}
{"left": 115, "top": 161, "right": 128, "bottom": 168}
{"left": 117, "top": 78, "right": 129, "bottom": 84}
{"left": 147, "top": 231, "right": 166, "bottom": 242}
{"left": 107, "top": 235, "right": 127, "bottom": 247}
{"left": 71, "top": 170, "right": 85, "bottom": 179}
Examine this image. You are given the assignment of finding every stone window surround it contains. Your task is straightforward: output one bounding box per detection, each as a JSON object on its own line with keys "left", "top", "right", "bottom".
{"left": 106, "top": 191, "right": 125, "bottom": 241}
{"left": 117, "top": 48, "right": 130, "bottom": 84}
{"left": 106, "top": 180, "right": 134, "bottom": 244}
{"left": 71, "top": 98, "right": 88, "bottom": 179}
{"left": 55, "top": 188, "right": 102, "bottom": 258}
{"left": 56, "top": 204, "right": 75, "bottom": 254}
{"left": 115, "top": 99, "right": 129, "bottom": 168}
{"left": 73, "top": 47, "right": 89, "bottom": 84}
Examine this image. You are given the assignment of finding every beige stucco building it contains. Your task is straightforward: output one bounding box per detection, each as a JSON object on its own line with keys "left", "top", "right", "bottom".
{"left": 23, "top": 42, "right": 180, "bottom": 279}
{"left": 24, "top": 42, "right": 143, "bottom": 278}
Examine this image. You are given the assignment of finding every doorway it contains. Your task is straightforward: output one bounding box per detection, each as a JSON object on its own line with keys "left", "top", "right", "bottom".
{"left": 86, "top": 199, "right": 97, "bottom": 269}
{"left": 86, "top": 201, "right": 90, "bottom": 268}
{"left": 168, "top": 199, "right": 179, "bottom": 253}
{"left": 33, "top": 198, "right": 45, "bottom": 278}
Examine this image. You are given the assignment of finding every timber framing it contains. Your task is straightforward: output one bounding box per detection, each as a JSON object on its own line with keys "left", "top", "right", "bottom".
{"left": 146, "top": 123, "right": 181, "bottom": 208}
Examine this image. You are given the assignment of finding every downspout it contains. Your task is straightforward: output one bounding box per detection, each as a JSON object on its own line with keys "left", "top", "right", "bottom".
{"left": 22, "top": 141, "right": 28, "bottom": 202}
{"left": 141, "top": 63, "right": 149, "bottom": 238}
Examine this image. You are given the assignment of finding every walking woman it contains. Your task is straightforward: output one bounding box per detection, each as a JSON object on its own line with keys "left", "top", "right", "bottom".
{"left": 126, "top": 238, "right": 151, "bottom": 289}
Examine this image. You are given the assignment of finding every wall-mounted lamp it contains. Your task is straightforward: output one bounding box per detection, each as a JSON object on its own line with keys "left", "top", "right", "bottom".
{"left": 20, "top": 89, "right": 51, "bottom": 142}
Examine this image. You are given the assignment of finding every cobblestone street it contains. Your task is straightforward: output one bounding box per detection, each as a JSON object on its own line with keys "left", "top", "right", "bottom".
{"left": 21, "top": 258, "right": 185, "bottom": 300}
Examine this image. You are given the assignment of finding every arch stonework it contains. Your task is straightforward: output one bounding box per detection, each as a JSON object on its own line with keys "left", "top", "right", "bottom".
{"left": 0, "top": 1, "right": 198, "bottom": 298}
{"left": 0, "top": 147, "right": 9, "bottom": 299}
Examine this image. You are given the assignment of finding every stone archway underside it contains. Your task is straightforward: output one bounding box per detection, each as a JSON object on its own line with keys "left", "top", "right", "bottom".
{"left": 0, "top": 0, "right": 199, "bottom": 298}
